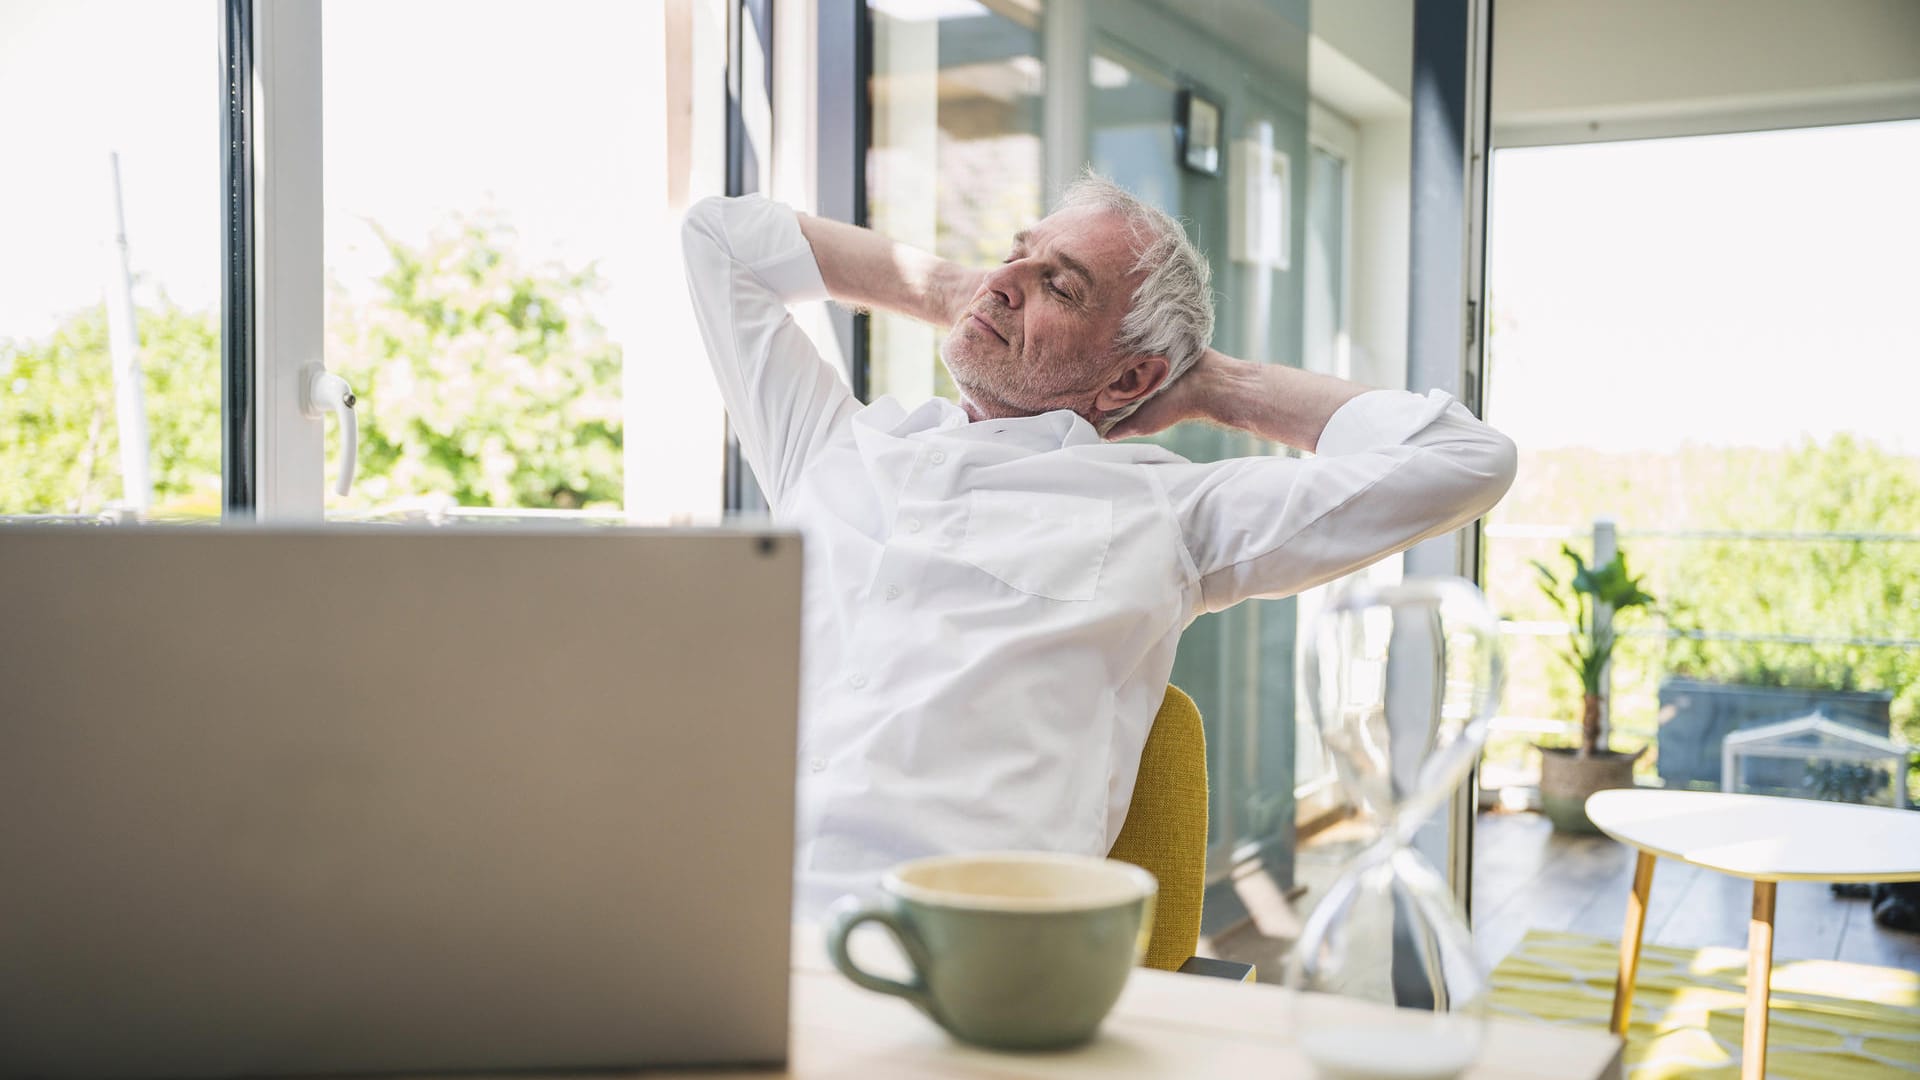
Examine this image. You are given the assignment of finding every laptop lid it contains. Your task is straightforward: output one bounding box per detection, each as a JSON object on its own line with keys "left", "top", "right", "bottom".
{"left": 0, "top": 526, "right": 801, "bottom": 1079}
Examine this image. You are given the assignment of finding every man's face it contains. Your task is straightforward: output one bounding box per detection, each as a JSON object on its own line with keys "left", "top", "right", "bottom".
{"left": 941, "top": 205, "right": 1142, "bottom": 421}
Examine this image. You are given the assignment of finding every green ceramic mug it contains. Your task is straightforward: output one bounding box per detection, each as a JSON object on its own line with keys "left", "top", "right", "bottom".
{"left": 825, "top": 851, "right": 1157, "bottom": 1051}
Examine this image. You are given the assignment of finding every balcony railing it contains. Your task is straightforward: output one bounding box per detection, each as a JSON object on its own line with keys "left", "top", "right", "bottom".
{"left": 1484, "top": 518, "right": 1920, "bottom": 740}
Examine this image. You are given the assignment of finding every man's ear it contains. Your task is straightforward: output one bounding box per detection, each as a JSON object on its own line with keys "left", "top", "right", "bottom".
{"left": 1094, "top": 355, "right": 1171, "bottom": 414}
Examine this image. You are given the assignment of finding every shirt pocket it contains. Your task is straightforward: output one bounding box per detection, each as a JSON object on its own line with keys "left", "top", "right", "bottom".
{"left": 957, "top": 490, "right": 1113, "bottom": 602}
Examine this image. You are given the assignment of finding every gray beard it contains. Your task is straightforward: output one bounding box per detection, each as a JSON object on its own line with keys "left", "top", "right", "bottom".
{"left": 940, "top": 336, "right": 1093, "bottom": 421}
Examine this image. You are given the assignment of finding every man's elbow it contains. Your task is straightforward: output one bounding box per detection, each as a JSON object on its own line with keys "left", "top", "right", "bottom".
{"left": 680, "top": 196, "right": 731, "bottom": 262}
{"left": 1467, "top": 428, "right": 1518, "bottom": 519}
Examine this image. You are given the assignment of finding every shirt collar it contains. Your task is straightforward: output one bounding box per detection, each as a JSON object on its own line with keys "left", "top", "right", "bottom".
{"left": 854, "top": 395, "right": 1102, "bottom": 452}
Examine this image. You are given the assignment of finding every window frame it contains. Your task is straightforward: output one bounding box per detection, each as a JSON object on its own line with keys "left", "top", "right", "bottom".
{"left": 247, "top": 0, "right": 325, "bottom": 522}
{"left": 219, "top": 0, "right": 257, "bottom": 517}
{"left": 238, "top": 0, "right": 744, "bottom": 524}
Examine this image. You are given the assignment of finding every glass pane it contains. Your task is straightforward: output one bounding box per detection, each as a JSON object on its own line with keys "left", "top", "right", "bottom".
{"left": 1481, "top": 121, "right": 1920, "bottom": 803}
{"left": 0, "top": 0, "right": 223, "bottom": 522}
{"left": 1303, "top": 145, "right": 1347, "bottom": 379}
{"left": 866, "top": 0, "right": 1044, "bottom": 402}
{"left": 322, "top": 0, "right": 723, "bottom": 524}
{"left": 1294, "top": 144, "right": 1350, "bottom": 813}
{"left": 863, "top": 0, "right": 1426, "bottom": 893}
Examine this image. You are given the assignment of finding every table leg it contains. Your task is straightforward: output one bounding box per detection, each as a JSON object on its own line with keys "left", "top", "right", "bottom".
{"left": 1609, "top": 851, "right": 1656, "bottom": 1038}
{"left": 1742, "top": 880, "right": 1777, "bottom": 1080}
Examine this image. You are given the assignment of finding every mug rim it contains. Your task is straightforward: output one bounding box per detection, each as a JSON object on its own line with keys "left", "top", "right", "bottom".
{"left": 882, "top": 850, "right": 1158, "bottom": 913}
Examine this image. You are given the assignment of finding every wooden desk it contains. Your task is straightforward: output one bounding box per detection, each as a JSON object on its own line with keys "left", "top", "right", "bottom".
{"left": 633, "top": 931, "right": 1624, "bottom": 1079}
{"left": 1587, "top": 789, "right": 1920, "bottom": 1080}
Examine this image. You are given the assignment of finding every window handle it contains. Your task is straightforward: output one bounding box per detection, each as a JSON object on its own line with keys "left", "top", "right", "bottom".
{"left": 303, "top": 367, "right": 358, "bottom": 497}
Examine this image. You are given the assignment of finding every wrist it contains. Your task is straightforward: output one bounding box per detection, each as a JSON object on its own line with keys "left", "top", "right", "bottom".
{"left": 937, "top": 263, "right": 983, "bottom": 326}
{"left": 1190, "top": 353, "right": 1263, "bottom": 429}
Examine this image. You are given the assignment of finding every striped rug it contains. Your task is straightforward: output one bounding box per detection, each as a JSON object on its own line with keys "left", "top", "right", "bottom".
{"left": 1489, "top": 929, "right": 1920, "bottom": 1078}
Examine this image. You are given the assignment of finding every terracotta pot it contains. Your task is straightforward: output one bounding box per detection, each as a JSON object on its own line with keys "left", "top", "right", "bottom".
{"left": 1538, "top": 745, "right": 1642, "bottom": 834}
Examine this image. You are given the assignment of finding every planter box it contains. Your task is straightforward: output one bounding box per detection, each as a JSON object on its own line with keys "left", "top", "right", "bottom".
{"left": 1656, "top": 678, "right": 1893, "bottom": 790}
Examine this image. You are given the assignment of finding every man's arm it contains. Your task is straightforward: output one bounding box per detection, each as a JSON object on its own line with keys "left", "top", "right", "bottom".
{"left": 682, "top": 196, "right": 860, "bottom": 507}
{"left": 795, "top": 214, "right": 984, "bottom": 329}
{"left": 1107, "top": 348, "right": 1368, "bottom": 451}
{"left": 1156, "top": 385, "right": 1517, "bottom": 613}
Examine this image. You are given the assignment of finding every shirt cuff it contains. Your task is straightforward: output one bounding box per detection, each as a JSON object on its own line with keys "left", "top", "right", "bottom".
{"left": 724, "top": 194, "right": 831, "bottom": 304}
{"left": 1315, "top": 388, "right": 1456, "bottom": 457}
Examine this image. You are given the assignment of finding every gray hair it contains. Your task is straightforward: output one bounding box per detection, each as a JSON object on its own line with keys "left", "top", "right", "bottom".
{"left": 1056, "top": 173, "right": 1214, "bottom": 433}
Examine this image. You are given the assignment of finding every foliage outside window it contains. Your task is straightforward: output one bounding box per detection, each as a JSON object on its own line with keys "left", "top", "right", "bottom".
{"left": 1, "top": 214, "right": 623, "bottom": 519}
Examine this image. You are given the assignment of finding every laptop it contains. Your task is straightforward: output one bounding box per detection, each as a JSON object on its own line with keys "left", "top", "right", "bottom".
{"left": 0, "top": 526, "right": 802, "bottom": 1079}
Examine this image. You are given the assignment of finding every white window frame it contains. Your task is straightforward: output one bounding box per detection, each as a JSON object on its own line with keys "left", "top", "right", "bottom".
{"left": 250, "top": 0, "right": 327, "bottom": 522}
{"left": 1293, "top": 101, "right": 1361, "bottom": 832}
{"left": 245, "top": 1, "right": 741, "bottom": 525}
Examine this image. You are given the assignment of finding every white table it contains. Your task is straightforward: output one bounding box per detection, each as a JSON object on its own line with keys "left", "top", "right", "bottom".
{"left": 1586, "top": 788, "right": 1920, "bottom": 1080}
{"left": 617, "top": 929, "right": 1623, "bottom": 1078}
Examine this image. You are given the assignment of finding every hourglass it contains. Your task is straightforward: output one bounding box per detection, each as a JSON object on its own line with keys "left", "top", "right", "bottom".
{"left": 1285, "top": 577, "right": 1505, "bottom": 1080}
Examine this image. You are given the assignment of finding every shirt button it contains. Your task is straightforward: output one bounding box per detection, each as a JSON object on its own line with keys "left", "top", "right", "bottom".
{"left": 885, "top": 585, "right": 902, "bottom": 601}
{"left": 810, "top": 757, "right": 827, "bottom": 773}
{"left": 905, "top": 518, "right": 922, "bottom": 533}
{"left": 849, "top": 673, "right": 869, "bottom": 689}
{"left": 929, "top": 450, "right": 947, "bottom": 465}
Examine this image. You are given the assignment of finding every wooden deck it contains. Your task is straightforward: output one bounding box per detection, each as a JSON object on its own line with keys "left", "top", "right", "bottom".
{"left": 1469, "top": 809, "right": 1920, "bottom": 972}
{"left": 1206, "top": 809, "right": 1920, "bottom": 982}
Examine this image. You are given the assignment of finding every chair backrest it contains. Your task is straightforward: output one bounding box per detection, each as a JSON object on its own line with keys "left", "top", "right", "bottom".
{"left": 1107, "top": 685, "right": 1208, "bottom": 971}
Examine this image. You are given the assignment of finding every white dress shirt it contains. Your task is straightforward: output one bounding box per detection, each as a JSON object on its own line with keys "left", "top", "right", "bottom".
{"left": 682, "top": 195, "right": 1517, "bottom": 914}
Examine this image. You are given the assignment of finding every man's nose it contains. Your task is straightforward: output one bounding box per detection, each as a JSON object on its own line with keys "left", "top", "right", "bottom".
{"left": 983, "top": 262, "right": 1024, "bottom": 309}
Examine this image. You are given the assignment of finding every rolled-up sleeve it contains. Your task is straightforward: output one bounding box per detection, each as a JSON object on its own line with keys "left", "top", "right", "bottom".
{"left": 1159, "top": 389, "right": 1518, "bottom": 614}
{"left": 681, "top": 194, "right": 857, "bottom": 508}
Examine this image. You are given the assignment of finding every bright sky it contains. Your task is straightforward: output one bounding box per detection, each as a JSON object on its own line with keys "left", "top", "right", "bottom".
{"left": 0, "top": 0, "right": 222, "bottom": 339}
{"left": 1487, "top": 120, "right": 1920, "bottom": 454}
{"left": 0, "top": 0, "right": 659, "bottom": 343}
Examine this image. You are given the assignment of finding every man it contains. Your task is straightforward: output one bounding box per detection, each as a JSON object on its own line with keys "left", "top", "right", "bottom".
{"left": 682, "top": 177, "right": 1516, "bottom": 914}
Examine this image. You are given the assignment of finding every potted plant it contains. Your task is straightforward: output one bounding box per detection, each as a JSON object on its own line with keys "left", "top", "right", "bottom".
{"left": 1533, "top": 543, "right": 1656, "bottom": 833}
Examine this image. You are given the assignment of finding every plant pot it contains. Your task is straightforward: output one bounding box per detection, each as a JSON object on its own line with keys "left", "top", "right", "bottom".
{"left": 1537, "top": 745, "right": 1642, "bottom": 834}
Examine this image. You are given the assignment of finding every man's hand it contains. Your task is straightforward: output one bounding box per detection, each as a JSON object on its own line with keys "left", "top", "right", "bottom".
{"left": 941, "top": 265, "right": 989, "bottom": 328}
{"left": 1104, "top": 348, "right": 1233, "bottom": 439}
{"left": 1106, "top": 348, "right": 1372, "bottom": 452}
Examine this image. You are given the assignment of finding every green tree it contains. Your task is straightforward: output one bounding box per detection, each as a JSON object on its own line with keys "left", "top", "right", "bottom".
{"left": 1483, "top": 436, "right": 1920, "bottom": 798}
{"left": 327, "top": 214, "right": 623, "bottom": 510}
{"left": 3, "top": 211, "right": 625, "bottom": 519}
{"left": 0, "top": 298, "right": 221, "bottom": 517}
{"left": 1662, "top": 435, "right": 1920, "bottom": 743}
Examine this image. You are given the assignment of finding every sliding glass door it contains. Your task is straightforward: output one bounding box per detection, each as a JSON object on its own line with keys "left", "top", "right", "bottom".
{"left": 857, "top": 0, "right": 1493, "bottom": 926}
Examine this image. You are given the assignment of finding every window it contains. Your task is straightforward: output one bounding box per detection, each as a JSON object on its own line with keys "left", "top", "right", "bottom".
{"left": 865, "top": 0, "right": 1044, "bottom": 403}
{"left": 320, "top": 0, "right": 725, "bottom": 525}
{"left": 0, "top": 1, "right": 223, "bottom": 521}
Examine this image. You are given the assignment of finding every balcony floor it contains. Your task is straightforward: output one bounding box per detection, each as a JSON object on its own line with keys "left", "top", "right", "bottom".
{"left": 1469, "top": 808, "right": 1920, "bottom": 973}
{"left": 1207, "top": 809, "right": 1920, "bottom": 982}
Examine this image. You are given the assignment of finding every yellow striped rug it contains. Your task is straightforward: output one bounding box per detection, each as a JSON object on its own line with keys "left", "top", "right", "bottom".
{"left": 1489, "top": 929, "right": 1920, "bottom": 1078}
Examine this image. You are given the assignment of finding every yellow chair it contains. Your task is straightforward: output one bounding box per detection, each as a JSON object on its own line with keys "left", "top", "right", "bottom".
{"left": 1107, "top": 685, "right": 1213, "bottom": 973}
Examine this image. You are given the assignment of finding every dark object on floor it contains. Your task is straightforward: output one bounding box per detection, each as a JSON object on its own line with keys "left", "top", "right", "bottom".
{"left": 1830, "top": 881, "right": 1920, "bottom": 932}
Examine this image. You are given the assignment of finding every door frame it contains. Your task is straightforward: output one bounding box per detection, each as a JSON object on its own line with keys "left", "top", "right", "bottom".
{"left": 1404, "top": 0, "right": 1495, "bottom": 913}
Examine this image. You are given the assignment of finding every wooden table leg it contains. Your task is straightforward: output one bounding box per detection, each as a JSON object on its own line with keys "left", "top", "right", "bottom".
{"left": 1742, "top": 880, "right": 1777, "bottom": 1080}
{"left": 1610, "top": 851, "right": 1656, "bottom": 1038}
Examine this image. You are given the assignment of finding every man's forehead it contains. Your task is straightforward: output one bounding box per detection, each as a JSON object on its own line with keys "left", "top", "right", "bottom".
{"left": 1016, "top": 207, "right": 1136, "bottom": 288}
{"left": 1021, "top": 204, "right": 1127, "bottom": 247}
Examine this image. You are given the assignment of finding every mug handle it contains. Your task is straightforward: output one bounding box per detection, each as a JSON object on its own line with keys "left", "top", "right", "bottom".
{"left": 825, "top": 900, "right": 936, "bottom": 1015}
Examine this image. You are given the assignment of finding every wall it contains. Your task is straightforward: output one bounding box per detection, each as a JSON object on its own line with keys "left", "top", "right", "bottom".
{"left": 1493, "top": 0, "right": 1920, "bottom": 146}
{"left": 1313, "top": 0, "right": 1413, "bottom": 104}
{"left": 1309, "top": 0, "right": 1413, "bottom": 393}
{"left": 1349, "top": 116, "right": 1410, "bottom": 393}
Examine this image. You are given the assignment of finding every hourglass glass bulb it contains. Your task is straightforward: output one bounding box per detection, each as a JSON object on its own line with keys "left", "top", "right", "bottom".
{"left": 1289, "top": 577, "right": 1506, "bottom": 1080}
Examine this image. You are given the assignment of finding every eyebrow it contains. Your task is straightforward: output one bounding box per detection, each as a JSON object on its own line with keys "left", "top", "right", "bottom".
{"left": 1011, "top": 230, "right": 1097, "bottom": 296}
